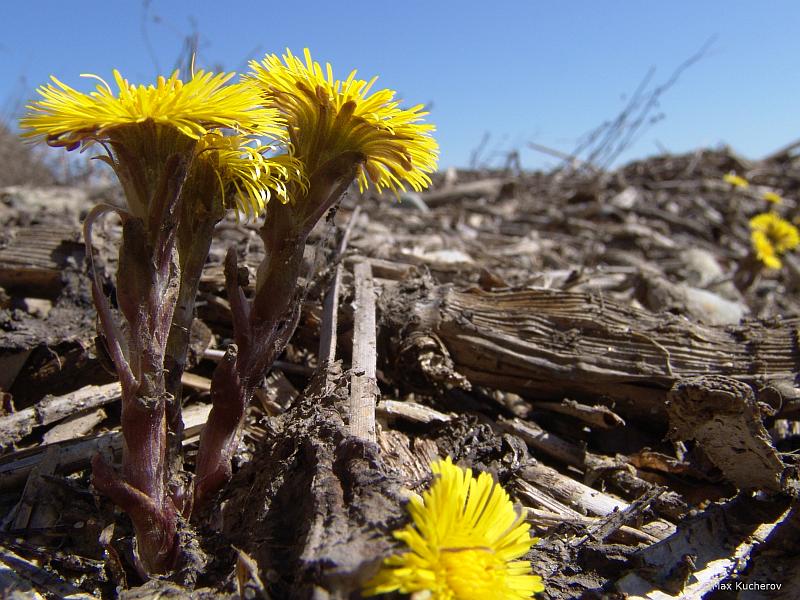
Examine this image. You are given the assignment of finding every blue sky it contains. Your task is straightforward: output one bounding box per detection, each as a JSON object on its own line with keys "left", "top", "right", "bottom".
{"left": 2, "top": 1, "right": 798, "bottom": 170}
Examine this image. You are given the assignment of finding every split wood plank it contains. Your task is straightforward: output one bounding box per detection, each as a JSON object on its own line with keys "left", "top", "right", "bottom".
{"left": 379, "top": 282, "right": 800, "bottom": 424}
{"left": 349, "top": 261, "right": 377, "bottom": 442}
{"left": 0, "top": 225, "right": 84, "bottom": 297}
{"left": 1, "top": 382, "right": 121, "bottom": 450}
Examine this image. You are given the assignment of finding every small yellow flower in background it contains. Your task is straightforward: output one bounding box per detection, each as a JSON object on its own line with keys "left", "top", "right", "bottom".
{"left": 723, "top": 173, "right": 749, "bottom": 189}
{"left": 363, "top": 457, "right": 543, "bottom": 599}
{"left": 248, "top": 48, "right": 439, "bottom": 195}
{"left": 749, "top": 212, "right": 800, "bottom": 269}
{"left": 762, "top": 191, "right": 783, "bottom": 205}
{"left": 750, "top": 212, "right": 800, "bottom": 253}
{"left": 751, "top": 231, "right": 782, "bottom": 269}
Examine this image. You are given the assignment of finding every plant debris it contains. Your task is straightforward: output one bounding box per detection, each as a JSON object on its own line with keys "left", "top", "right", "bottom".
{"left": 2, "top": 145, "right": 800, "bottom": 598}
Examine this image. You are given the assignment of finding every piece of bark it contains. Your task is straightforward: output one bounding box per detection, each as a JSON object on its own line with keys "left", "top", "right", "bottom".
{"left": 6, "top": 445, "right": 61, "bottom": 532}
{"left": 376, "top": 428, "right": 441, "bottom": 485}
{"left": 666, "top": 376, "right": 785, "bottom": 492}
{"left": 181, "top": 372, "right": 211, "bottom": 393}
{"left": 221, "top": 372, "right": 405, "bottom": 599}
{"left": 570, "top": 487, "right": 666, "bottom": 547}
{"left": 0, "top": 350, "right": 32, "bottom": 394}
{"left": 343, "top": 256, "right": 414, "bottom": 281}
{"left": 318, "top": 205, "right": 361, "bottom": 374}
{"left": 234, "top": 546, "right": 268, "bottom": 600}
{"left": 2, "top": 266, "right": 102, "bottom": 403}
{"left": 514, "top": 476, "right": 588, "bottom": 521}
{"left": 499, "top": 417, "right": 587, "bottom": 468}
{"left": 519, "top": 461, "right": 676, "bottom": 542}
{"left": 318, "top": 262, "right": 343, "bottom": 371}
{"left": 520, "top": 461, "right": 627, "bottom": 517}
{"left": 205, "top": 348, "right": 314, "bottom": 378}
{"left": 525, "top": 507, "right": 662, "bottom": 545}
{"left": 514, "top": 467, "right": 675, "bottom": 540}
{"left": 41, "top": 408, "right": 106, "bottom": 444}
{"left": 254, "top": 371, "right": 300, "bottom": 415}
{"left": 1, "top": 369, "right": 212, "bottom": 449}
{"left": 378, "top": 278, "right": 800, "bottom": 425}
{"left": 615, "top": 493, "right": 793, "bottom": 598}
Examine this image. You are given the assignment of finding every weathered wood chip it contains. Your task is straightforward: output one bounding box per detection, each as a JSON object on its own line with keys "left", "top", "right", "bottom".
{"left": 666, "top": 375, "right": 784, "bottom": 491}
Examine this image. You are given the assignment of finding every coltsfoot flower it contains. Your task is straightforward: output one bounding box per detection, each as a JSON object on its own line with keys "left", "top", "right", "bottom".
{"left": 762, "top": 191, "right": 783, "bottom": 205}
{"left": 248, "top": 48, "right": 438, "bottom": 196}
{"left": 364, "top": 457, "right": 544, "bottom": 599}
{"left": 723, "top": 173, "right": 749, "bottom": 189}
{"left": 20, "top": 67, "right": 299, "bottom": 575}
{"left": 21, "top": 69, "right": 291, "bottom": 219}
{"left": 191, "top": 131, "right": 299, "bottom": 219}
{"left": 21, "top": 69, "right": 282, "bottom": 147}
{"left": 750, "top": 212, "right": 800, "bottom": 269}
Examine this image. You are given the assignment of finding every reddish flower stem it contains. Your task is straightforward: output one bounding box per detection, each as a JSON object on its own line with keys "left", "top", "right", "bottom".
{"left": 192, "top": 151, "right": 364, "bottom": 513}
{"left": 88, "top": 154, "right": 188, "bottom": 575}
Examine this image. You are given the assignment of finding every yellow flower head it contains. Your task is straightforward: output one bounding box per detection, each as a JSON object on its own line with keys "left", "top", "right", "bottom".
{"left": 751, "top": 231, "right": 783, "bottom": 269}
{"left": 21, "top": 70, "right": 292, "bottom": 220}
{"left": 749, "top": 212, "right": 800, "bottom": 269}
{"left": 762, "top": 191, "right": 783, "bottom": 205}
{"left": 247, "top": 48, "right": 438, "bottom": 195}
{"left": 193, "top": 132, "right": 299, "bottom": 219}
{"left": 364, "top": 457, "right": 543, "bottom": 599}
{"left": 723, "top": 173, "right": 749, "bottom": 189}
{"left": 21, "top": 69, "right": 283, "bottom": 148}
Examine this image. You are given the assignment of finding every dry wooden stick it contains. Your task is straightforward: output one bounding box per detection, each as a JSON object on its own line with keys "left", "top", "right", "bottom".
{"left": 0, "top": 542, "right": 94, "bottom": 599}
{"left": 520, "top": 461, "right": 628, "bottom": 517}
{"left": 0, "top": 404, "right": 211, "bottom": 491}
{"left": 204, "top": 348, "right": 313, "bottom": 377}
{"left": 317, "top": 263, "right": 343, "bottom": 373}
{"left": 376, "top": 399, "right": 451, "bottom": 425}
{"left": 520, "top": 461, "right": 676, "bottom": 540}
{"left": 524, "top": 507, "right": 663, "bottom": 545}
{"left": 1, "top": 383, "right": 121, "bottom": 450}
{"left": 500, "top": 417, "right": 687, "bottom": 519}
{"left": 349, "top": 261, "right": 377, "bottom": 442}
{"left": 421, "top": 178, "right": 513, "bottom": 206}
{"left": 318, "top": 206, "right": 362, "bottom": 384}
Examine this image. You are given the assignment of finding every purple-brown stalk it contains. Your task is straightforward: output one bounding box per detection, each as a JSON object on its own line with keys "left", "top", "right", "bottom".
{"left": 86, "top": 154, "right": 187, "bottom": 575}
{"left": 193, "top": 151, "right": 363, "bottom": 509}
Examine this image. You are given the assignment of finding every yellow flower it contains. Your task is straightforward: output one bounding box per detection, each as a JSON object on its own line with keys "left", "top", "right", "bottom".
{"left": 21, "top": 70, "right": 292, "bottom": 220}
{"left": 750, "top": 212, "right": 800, "bottom": 253}
{"left": 723, "top": 173, "right": 749, "bottom": 189}
{"left": 21, "top": 69, "right": 283, "bottom": 148}
{"left": 762, "top": 191, "right": 783, "bottom": 205}
{"left": 751, "top": 230, "right": 783, "bottom": 269}
{"left": 363, "top": 457, "right": 543, "bottom": 599}
{"left": 248, "top": 48, "right": 438, "bottom": 195}
{"left": 749, "top": 212, "right": 800, "bottom": 269}
{"left": 193, "top": 132, "right": 300, "bottom": 219}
